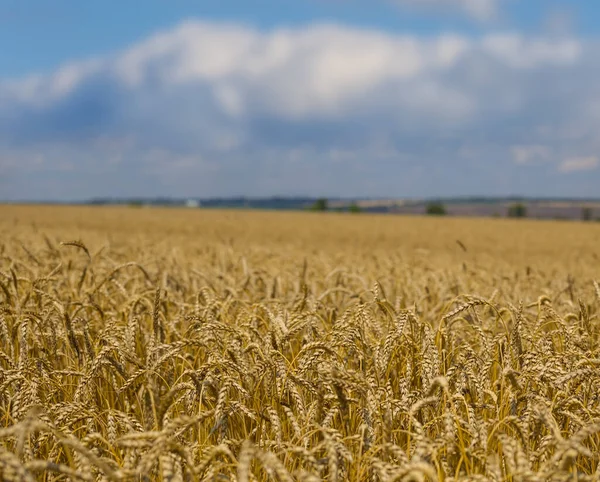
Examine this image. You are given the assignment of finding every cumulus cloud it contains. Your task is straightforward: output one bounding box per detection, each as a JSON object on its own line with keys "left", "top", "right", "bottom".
{"left": 1, "top": 19, "right": 600, "bottom": 200}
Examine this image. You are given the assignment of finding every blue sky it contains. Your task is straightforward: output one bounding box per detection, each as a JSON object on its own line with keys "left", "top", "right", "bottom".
{"left": 1, "top": 0, "right": 600, "bottom": 200}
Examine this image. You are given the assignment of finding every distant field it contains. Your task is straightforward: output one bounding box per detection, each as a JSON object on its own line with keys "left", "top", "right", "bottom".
{"left": 1, "top": 205, "right": 600, "bottom": 481}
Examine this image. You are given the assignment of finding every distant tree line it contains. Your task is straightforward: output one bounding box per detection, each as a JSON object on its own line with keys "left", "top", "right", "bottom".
{"left": 309, "top": 198, "right": 362, "bottom": 213}
{"left": 310, "top": 198, "right": 597, "bottom": 221}
{"left": 425, "top": 202, "right": 446, "bottom": 216}
{"left": 310, "top": 198, "right": 328, "bottom": 211}
{"left": 507, "top": 203, "right": 527, "bottom": 218}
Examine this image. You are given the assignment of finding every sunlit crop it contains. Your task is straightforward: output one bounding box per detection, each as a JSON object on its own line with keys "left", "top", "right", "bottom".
{"left": 1, "top": 205, "right": 600, "bottom": 481}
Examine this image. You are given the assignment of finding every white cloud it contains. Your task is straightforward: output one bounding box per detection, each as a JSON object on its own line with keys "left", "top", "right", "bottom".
{"left": 482, "top": 34, "right": 581, "bottom": 68}
{"left": 108, "top": 23, "right": 477, "bottom": 120}
{"left": 50, "top": 60, "right": 104, "bottom": 98}
{"left": 4, "top": 21, "right": 582, "bottom": 122}
{"left": 1, "top": 19, "right": 600, "bottom": 200}
{"left": 102, "top": 22, "right": 580, "bottom": 123}
{"left": 558, "top": 156, "right": 599, "bottom": 173}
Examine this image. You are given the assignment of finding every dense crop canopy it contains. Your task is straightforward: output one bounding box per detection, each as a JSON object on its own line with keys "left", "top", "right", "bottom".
{"left": 1, "top": 206, "right": 600, "bottom": 481}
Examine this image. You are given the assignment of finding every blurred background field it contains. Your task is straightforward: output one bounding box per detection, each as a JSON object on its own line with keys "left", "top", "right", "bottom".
{"left": 3, "top": 204, "right": 600, "bottom": 281}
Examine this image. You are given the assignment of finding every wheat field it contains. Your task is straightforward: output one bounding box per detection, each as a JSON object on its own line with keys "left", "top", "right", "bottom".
{"left": 1, "top": 204, "right": 600, "bottom": 481}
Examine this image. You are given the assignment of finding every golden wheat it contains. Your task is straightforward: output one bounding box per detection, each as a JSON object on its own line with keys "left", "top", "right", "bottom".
{"left": 1, "top": 205, "right": 600, "bottom": 481}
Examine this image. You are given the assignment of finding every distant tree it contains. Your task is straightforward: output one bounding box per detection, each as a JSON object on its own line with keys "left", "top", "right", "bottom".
{"left": 310, "top": 198, "right": 328, "bottom": 211}
{"left": 349, "top": 202, "right": 362, "bottom": 214}
{"left": 508, "top": 203, "right": 527, "bottom": 218}
{"left": 582, "top": 207, "right": 593, "bottom": 221}
{"left": 426, "top": 202, "right": 447, "bottom": 216}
